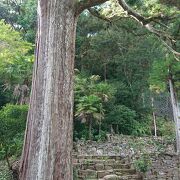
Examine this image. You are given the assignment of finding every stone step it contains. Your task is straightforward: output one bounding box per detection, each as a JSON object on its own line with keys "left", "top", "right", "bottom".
{"left": 104, "top": 163, "right": 130, "bottom": 171}
{"left": 74, "top": 155, "right": 142, "bottom": 180}
{"left": 99, "top": 174, "right": 142, "bottom": 180}
{"left": 74, "top": 162, "right": 131, "bottom": 171}
{"left": 97, "top": 170, "right": 114, "bottom": 178}
{"left": 117, "top": 174, "right": 143, "bottom": 180}
{"left": 101, "top": 174, "right": 119, "bottom": 180}
{"left": 77, "top": 169, "right": 138, "bottom": 179}
{"left": 113, "top": 163, "right": 131, "bottom": 169}
{"left": 75, "top": 159, "right": 127, "bottom": 165}
{"left": 78, "top": 169, "right": 97, "bottom": 177}
{"left": 78, "top": 169, "right": 114, "bottom": 179}
{"left": 114, "top": 168, "right": 136, "bottom": 175}
{"left": 76, "top": 155, "right": 125, "bottom": 161}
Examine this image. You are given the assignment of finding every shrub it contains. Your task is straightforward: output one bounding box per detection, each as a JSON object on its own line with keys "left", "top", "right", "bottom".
{"left": 94, "top": 130, "right": 107, "bottom": 142}
{"left": 105, "top": 105, "right": 137, "bottom": 134}
{"left": 0, "top": 104, "right": 28, "bottom": 167}
{"left": 132, "top": 117, "right": 152, "bottom": 136}
{"left": 156, "top": 117, "right": 175, "bottom": 137}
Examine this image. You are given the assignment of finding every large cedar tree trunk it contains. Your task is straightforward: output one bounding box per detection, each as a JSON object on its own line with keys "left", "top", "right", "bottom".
{"left": 19, "top": 0, "right": 77, "bottom": 179}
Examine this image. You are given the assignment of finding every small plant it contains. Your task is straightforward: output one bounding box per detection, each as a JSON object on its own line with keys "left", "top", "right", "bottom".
{"left": 134, "top": 154, "right": 152, "bottom": 173}
{"left": 153, "top": 140, "right": 166, "bottom": 152}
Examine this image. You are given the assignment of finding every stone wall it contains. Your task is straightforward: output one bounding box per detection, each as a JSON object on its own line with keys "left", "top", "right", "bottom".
{"left": 73, "top": 135, "right": 180, "bottom": 179}
{"left": 144, "top": 153, "right": 179, "bottom": 180}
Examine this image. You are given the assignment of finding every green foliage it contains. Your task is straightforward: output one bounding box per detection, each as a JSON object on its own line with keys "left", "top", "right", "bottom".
{"left": 150, "top": 57, "right": 180, "bottom": 93}
{"left": 94, "top": 130, "right": 107, "bottom": 142}
{"left": 0, "top": 0, "right": 37, "bottom": 43}
{"left": 134, "top": 154, "right": 152, "bottom": 173}
{"left": 0, "top": 20, "right": 33, "bottom": 105}
{"left": 75, "top": 95, "right": 103, "bottom": 121}
{"left": 17, "top": 0, "right": 37, "bottom": 43}
{"left": 0, "top": 20, "right": 32, "bottom": 60}
{"left": 76, "top": 13, "right": 164, "bottom": 116}
{"left": 74, "top": 123, "right": 89, "bottom": 141}
{"left": 76, "top": 5, "right": 180, "bottom": 136}
{"left": 156, "top": 117, "right": 175, "bottom": 137}
{"left": 0, "top": 0, "right": 178, "bottom": 143}
{"left": 0, "top": 82, "right": 11, "bottom": 108}
{"left": 132, "top": 117, "right": 152, "bottom": 136}
{"left": 74, "top": 73, "right": 115, "bottom": 139}
{"left": 75, "top": 73, "right": 115, "bottom": 124}
{"left": 75, "top": 74, "right": 115, "bottom": 102}
{"left": 149, "top": 59, "right": 169, "bottom": 92}
{"left": 106, "top": 105, "right": 137, "bottom": 134}
{"left": 0, "top": 0, "right": 18, "bottom": 27}
{"left": 0, "top": 104, "right": 28, "bottom": 161}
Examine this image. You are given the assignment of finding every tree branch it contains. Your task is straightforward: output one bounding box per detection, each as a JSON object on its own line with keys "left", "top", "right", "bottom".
{"left": 75, "top": 0, "right": 108, "bottom": 16}
{"left": 117, "top": 0, "right": 180, "bottom": 58}
{"left": 88, "top": 9, "right": 148, "bottom": 37}
{"left": 75, "top": 0, "right": 180, "bottom": 58}
{"left": 88, "top": 7, "right": 111, "bottom": 22}
{"left": 117, "top": 0, "right": 171, "bottom": 25}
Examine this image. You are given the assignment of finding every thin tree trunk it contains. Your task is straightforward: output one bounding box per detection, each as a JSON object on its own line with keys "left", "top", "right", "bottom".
{"left": 104, "top": 63, "right": 107, "bottom": 82}
{"left": 19, "top": 0, "right": 77, "bottom": 179}
{"left": 116, "top": 124, "right": 119, "bottom": 134}
{"left": 169, "top": 77, "right": 180, "bottom": 155}
{"left": 110, "top": 124, "right": 114, "bottom": 134}
{"left": 89, "top": 118, "right": 92, "bottom": 140}
{"left": 151, "top": 97, "right": 157, "bottom": 137}
{"left": 99, "top": 122, "right": 101, "bottom": 137}
{"left": 5, "top": 149, "right": 11, "bottom": 170}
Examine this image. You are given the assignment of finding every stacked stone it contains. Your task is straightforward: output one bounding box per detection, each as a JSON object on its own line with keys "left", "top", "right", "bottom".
{"left": 73, "top": 155, "right": 142, "bottom": 180}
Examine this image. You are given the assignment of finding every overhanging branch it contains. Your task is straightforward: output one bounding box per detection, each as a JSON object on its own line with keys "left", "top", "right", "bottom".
{"left": 75, "top": 0, "right": 108, "bottom": 16}
{"left": 117, "top": 0, "right": 180, "bottom": 58}
{"left": 75, "top": 0, "right": 180, "bottom": 59}
{"left": 117, "top": 0, "right": 173, "bottom": 25}
{"left": 88, "top": 7, "right": 111, "bottom": 22}
{"left": 88, "top": 8, "right": 148, "bottom": 37}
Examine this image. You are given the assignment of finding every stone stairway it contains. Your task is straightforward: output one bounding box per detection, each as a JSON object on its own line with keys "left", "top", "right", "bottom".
{"left": 73, "top": 155, "right": 143, "bottom": 180}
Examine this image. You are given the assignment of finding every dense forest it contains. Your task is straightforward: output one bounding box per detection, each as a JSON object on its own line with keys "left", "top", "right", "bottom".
{"left": 0, "top": 0, "right": 179, "bottom": 179}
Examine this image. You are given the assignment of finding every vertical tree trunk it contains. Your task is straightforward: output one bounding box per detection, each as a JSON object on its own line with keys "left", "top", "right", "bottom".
{"left": 89, "top": 118, "right": 92, "bottom": 140}
{"left": 116, "top": 124, "right": 119, "bottom": 134}
{"left": 19, "top": 0, "right": 77, "bottom": 179}
{"left": 104, "top": 63, "right": 107, "bottom": 82}
{"left": 5, "top": 149, "right": 11, "bottom": 170}
{"left": 169, "top": 77, "right": 180, "bottom": 155}
{"left": 99, "top": 122, "right": 101, "bottom": 137}
{"left": 151, "top": 97, "right": 157, "bottom": 137}
{"left": 110, "top": 124, "right": 114, "bottom": 134}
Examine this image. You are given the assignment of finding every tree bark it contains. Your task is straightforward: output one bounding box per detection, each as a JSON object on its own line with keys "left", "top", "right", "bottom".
{"left": 151, "top": 97, "right": 157, "bottom": 137}
{"left": 89, "top": 118, "right": 92, "bottom": 140}
{"left": 19, "top": 0, "right": 77, "bottom": 179}
{"left": 99, "top": 122, "right": 101, "bottom": 137}
{"left": 169, "top": 77, "right": 180, "bottom": 155}
{"left": 104, "top": 63, "right": 107, "bottom": 82}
